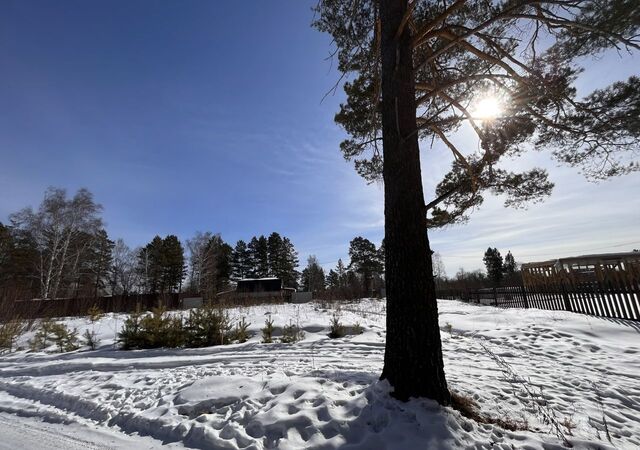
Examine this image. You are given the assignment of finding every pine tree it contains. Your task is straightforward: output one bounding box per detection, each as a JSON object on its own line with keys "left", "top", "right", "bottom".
{"left": 301, "top": 255, "right": 325, "bottom": 293}
{"left": 503, "top": 251, "right": 516, "bottom": 275}
{"left": 483, "top": 248, "right": 504, "bottom": 286}
{"left": 231, "top": 240, "right": 251, "bottom": 280}
{"left": 314, "top": 0, "right": 639, "bottom": 404}
{"left": 87, "top": 229, "right": 114, "bottom": 297}
{"left": 348, "top": 237, "right": 384, "bottom": 297}
{"left": 247, "top": 236, "right": 269, "bottom": 278}
{"left": 199, "top": 234, "right": 233, "bottom": 298}
{"left": 161, "top": 235, "right": 186, "bottom": 293}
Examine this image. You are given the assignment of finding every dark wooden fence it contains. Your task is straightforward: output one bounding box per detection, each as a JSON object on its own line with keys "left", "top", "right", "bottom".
{"left": 6, "top": 294, "right": 182, "bottom": 320}
{"left": 437, "top": 280, "right": 640, "bottom": 321}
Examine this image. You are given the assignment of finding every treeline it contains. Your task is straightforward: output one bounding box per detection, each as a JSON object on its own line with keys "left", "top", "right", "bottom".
{"left": 436, "top": 247, "right": 522, "bottom": 291}
{"left": 0, "top": 187, "right": 299, "bottom": 301}
{"left": 0, "top": 187, "right": 388, "bottom": 303}
{"left": 301, "top": 236, "right": 385, "bottom": 299}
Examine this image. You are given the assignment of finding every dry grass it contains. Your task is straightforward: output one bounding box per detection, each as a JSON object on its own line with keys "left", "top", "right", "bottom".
{"left": 450, "top": 391, "right": 529, "bottom": 432}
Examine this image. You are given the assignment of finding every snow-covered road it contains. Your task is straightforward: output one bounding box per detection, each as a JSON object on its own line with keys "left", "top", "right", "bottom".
{"left": 0, "top": 412, "right": 182, "bottom": 449}
{"left": 0, "top": 299, "right": 638, "bottom": 449}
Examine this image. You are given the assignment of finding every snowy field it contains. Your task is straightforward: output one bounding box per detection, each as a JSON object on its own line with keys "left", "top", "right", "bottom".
{"left": 0, "top": 299, "right": 639, "bottom": 449}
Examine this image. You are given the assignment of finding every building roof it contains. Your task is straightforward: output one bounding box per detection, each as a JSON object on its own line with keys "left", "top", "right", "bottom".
{"left": 522, "top": 251, "right": 639, "bottom": 269}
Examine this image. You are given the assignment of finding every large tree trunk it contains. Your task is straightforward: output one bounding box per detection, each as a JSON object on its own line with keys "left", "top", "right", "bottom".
{"left": 379, "top": 0, "right": 450, "bottom": 404}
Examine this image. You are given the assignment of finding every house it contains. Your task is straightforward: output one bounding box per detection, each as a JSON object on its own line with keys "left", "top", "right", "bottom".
{"left": 216, "top": 277, "right": 295, "bottom": 304}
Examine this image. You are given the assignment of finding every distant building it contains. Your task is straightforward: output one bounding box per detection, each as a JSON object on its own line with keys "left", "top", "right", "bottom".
{"left": 522, "top": 252, "right": 640, "bottom": 288}
{"left": 217, "top": 277, "right": 295, "bottom": 304}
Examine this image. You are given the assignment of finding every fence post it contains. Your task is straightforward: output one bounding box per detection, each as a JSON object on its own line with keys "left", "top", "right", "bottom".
{"left": 521, "top": 284, "right": 529, "bottom": 309}
{"left": 493, "top": 287, "right": 498, "bottom": 306}
{"left": 561, "top": 279, "right": 572, "bottom": 312}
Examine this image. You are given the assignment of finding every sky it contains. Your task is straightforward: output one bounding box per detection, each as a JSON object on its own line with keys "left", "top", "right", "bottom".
{"left": 1, "top": 0, "right": 638, "bottom": 276}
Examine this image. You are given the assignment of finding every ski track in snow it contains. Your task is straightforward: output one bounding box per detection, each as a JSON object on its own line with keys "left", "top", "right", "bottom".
{"left": 0, "top": 300, "right": 638, "bottom": 449}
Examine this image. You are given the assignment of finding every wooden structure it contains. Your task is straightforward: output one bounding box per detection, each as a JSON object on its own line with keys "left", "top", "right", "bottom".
{"left": 522, "top": 252, "right": 640, "bottom": 288}
{"left": 438, "top": 252, "right": 640, "bottom": 321}
{"left": 216, "top": 278, "right": 294, "bottom": 305}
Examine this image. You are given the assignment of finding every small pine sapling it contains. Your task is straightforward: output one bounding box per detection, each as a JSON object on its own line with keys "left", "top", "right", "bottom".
{"left": 51, "top": 323, "right": 79, "bottom": 353}
{"left": 87, "top": 305, "right": 104, "bottom": 323}
{"left": 83, "top": 329, "right": 100, "bottom": 350}
{"left": 231, "top": 317, "right": 251, "bottom": 343}
{"left": 262, "top": 315, "right": 275, "bottom": 343}
{"left": 118, "top": 310, "right": 143, "bottom": 350}
{"left": 328, "top": 312, "right": 345, "bottom": 339}
{"left": 281, "top": 320, "right": 305, "bottom": 344}
{"left": 0, "top": 320, "right": 24, "bottom": 354}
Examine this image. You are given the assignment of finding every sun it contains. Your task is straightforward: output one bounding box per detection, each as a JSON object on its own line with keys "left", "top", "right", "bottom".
{"left": 471, "top": 95, "right": 504, "bottom": 121}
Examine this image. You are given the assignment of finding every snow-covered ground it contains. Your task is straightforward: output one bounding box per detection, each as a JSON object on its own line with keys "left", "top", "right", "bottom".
{"left": 0, "top": 299, "right": 639, "bottom": 449}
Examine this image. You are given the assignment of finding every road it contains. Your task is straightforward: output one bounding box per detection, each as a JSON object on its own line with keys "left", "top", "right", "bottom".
{"left": 0, "top": 413, "right": 179, "bottom": 450}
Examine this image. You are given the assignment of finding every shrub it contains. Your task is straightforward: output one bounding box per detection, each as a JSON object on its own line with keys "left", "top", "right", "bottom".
{"left": 262, "top": 316, "right": 275, "bottom": 343}
{"left": 87, "top": 305, "right": 104, "bottom": 323}
{"left": 183, "top": 305, "right": 231, "bottom": 348}
{"left": 230, "top": 317, "right": 251, "bottom": 343}
{"left": 118, "top": 311, "right": 144, "bottom": 350}
{"left": 30, "top": 320, "right": 79, "bottom": 353}
{"left": 118, "top": 308, "right": 184, "bottom": 350}
{"left": 84, "top": 329, "right": 100, "bottom": 350}
{"left": 328, "top": 313, "right": 345, "bottom": 339}
{"left": 0, "top": 320, "right": 24, "bottom": 354}
{"left": 281, "top": 321, "right": 305, "bottom": 344}
{"left": 352, "top": 321, "right": 364, "bottom": 335}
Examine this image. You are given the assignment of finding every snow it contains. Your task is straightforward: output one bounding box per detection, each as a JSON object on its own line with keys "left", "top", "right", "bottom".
{"left": 1, "top": 299, "right": 639, "bottom": 449}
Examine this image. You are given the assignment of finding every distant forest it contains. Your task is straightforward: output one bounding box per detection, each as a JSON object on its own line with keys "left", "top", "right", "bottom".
{"left": 0, "top": 187, "right": 388, "bottom": 301}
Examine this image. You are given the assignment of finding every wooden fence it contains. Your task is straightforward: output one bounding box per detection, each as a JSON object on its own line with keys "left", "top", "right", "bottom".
{"left": 437, "top": 279, "right": 640, "bottom": 321}
{"left": 5, "top": 294, "right": 182, "bottom": 321}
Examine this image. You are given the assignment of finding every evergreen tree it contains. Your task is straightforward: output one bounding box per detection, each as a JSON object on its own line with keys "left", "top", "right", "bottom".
{"left": 326, "top": 269, "right": 340, "bottom": 291}
{"left": 231, "top": 240, "right": 251, "bottom": 280}
{"left": 301, "top": 255, "right": 325, "bottom": 293}
{"left": 315, "top": 0, "right": 639, "bottom": 404}
{"left": 247, "top": 236, "right": 269, "bottom": 278}
{"left": 161, "top": 235, "right": 186, "bottom": 293}
{"left": 483, "top": 248, "right": 504, "bottom": 286}
{"left": 335, "top": 258, "right": 347, "bottom": 288}
{"left": 199, "top": 234, "right": 233, "bottom": 298}
{"left": 86, "top": 229, "right": 114, "bottom": 297}
{"left": 267, "top": 232, "right": 284, "bottom": 276}
{"left": 138, "top": 236, "right": 164, "bottom": 294}
{"left": 348, "top": 237, "right": 384, "bottom": 297}
{"left": 269, "top": 234, "right": 299, "bottom": 288}
{"left": 503, "top": 251, "right": 517, "bottom": 275}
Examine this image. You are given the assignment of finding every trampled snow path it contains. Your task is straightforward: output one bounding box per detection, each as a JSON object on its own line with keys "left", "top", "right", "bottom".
{"left": 0, "top": 300, "right": 639, "bottom": 449}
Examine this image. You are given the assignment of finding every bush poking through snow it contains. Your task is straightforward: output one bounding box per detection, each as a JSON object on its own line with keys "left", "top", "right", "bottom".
{"left": 119, "top": 308, "right": 184, "bottom": 350}
{"left": 183, "top": 305, "right": 231, "bottom": 348}
{"left": 87, "top": 305, "right": 104, "bottom": 323}
{"left": 118, "top": 311, "right": 143, "bottom": 350}
{"left": 281, "top": 321, "right": 305, "bottom": 344}
{"left": 0, "top": 320, "right": 24, "bottom": 354}
{"left": 262, "top": 316, "right": 275, "bottom": 343}
{"left": 352, "top": 321, "right": 363, "bottom": 335}
{"left": 30, "top": 319, "right": 79, "bottom": 353}
{"left": 230, "top": 317, "right": 250, "bottom": 343}
{"left": 328, "top": 313, "right": 345, "bottom": 339}
{"left": 84, "top": 329, "right": 100, "bottom": 350}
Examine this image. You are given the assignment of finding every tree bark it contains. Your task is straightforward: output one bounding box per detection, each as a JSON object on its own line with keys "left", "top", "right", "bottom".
{"left": 379, "top": 0, "right": 450, "bottom": 404}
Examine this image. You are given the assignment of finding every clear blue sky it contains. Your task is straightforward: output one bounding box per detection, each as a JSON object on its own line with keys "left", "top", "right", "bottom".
{"left": 1, "top": 1, "right": 639, "bottom": 274}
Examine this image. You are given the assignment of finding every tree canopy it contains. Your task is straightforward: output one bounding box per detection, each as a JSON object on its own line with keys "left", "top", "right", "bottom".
{"left": 314, "top": 0, "right": 640, "bottom": 227}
